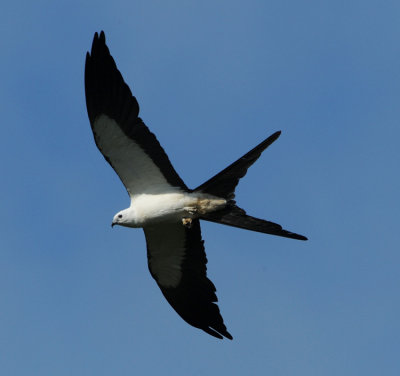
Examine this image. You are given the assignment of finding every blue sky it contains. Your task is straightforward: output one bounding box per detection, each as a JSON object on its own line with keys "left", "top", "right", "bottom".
{"left": 1, "top": 0, "right": 399, "bottom": 374}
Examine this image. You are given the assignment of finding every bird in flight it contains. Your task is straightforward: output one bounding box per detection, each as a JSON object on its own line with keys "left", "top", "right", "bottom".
{"left": 85, "top": 31, "right": 307, "bottom": 340}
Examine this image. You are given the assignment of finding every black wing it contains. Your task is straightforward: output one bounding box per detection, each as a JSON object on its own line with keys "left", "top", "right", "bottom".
{"left": 144, "top": 220, "right": 232, "bottom": 340}
{"left": 85, "top": 31, "right": 188, "bottom": 197}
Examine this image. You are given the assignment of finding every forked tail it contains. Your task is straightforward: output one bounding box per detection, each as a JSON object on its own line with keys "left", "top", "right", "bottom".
{"left": 194, "top": 131, "right": 307, "bottom": 241}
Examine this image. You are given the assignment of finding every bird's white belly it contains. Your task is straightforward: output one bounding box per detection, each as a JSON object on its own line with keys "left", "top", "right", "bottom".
{"left": 129, "top": 191, "right": 226, "bottom": 227}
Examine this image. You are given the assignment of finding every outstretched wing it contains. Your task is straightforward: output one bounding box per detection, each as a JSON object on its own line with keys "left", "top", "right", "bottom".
{"left": 85, "top": 31, "right": 188, "bottom": 197}
{"left": 144, "top": 220, "right": 232, "bottom": 340}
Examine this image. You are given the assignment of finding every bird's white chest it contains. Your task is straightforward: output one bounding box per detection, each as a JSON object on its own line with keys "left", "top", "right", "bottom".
{"left": 130, "top": 192, "right": 195, "bottom": 226}
{"left": 128, "top": 191, "right": 226, "bottom": 227}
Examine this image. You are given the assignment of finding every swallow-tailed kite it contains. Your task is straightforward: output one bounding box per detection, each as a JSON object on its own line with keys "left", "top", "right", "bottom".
{"left": 84, "top": 31, "right": 307, "bottom": 340}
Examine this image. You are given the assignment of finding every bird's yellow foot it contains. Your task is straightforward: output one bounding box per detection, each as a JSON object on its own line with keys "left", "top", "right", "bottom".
{"left": 182, "top": 217, "right": 192, "bottom": 228}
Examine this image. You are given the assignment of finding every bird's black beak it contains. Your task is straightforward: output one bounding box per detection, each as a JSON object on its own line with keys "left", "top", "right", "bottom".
{"left": 111, "top": 222, "right": 115, "bottom": 228}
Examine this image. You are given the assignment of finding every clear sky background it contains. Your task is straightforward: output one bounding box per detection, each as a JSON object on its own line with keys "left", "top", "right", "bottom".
{"left": 1, "top": 1, "right": 399, "bottom": 375}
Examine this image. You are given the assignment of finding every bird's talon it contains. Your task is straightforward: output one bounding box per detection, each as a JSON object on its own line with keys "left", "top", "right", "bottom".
{"left": 182, "top": 218, "right": 192, "bottom": 228}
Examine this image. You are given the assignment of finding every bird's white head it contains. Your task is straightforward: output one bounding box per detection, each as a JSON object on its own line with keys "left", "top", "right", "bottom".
{"left": 111, "top": 208, "right": 137, "bottom": 228}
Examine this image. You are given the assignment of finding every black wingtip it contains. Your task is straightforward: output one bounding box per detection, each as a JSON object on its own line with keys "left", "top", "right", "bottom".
{"left": 203, "top": 326, "right": 233, "bottom": 340}
{"left": 90, "top": 31, "right": 106, "bottom": 50}
{"left": 87, "top": 31, "right": 104, "bottom": 58}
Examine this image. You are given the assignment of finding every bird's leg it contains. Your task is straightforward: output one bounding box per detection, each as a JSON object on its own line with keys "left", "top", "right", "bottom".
{"left": 182, "top": 206, "right": 198, "bottom": 228}
{"left": 182, "top": 217, "right": 193, "bottom": 228}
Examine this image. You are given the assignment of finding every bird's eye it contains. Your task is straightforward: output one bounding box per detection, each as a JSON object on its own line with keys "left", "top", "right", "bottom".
{"left": 118, "top": 214, "right": 123, "bottom": 219}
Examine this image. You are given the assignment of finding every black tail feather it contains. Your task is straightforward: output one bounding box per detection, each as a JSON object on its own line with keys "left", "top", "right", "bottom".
{"left": 201, "top": 205, "right": 307, "bottom": 241}
{"left": 195, "top": 131, "right": 307, "bottom": 241}
{"left": 194, "top": 131, "right": 281, "bottom": 200}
